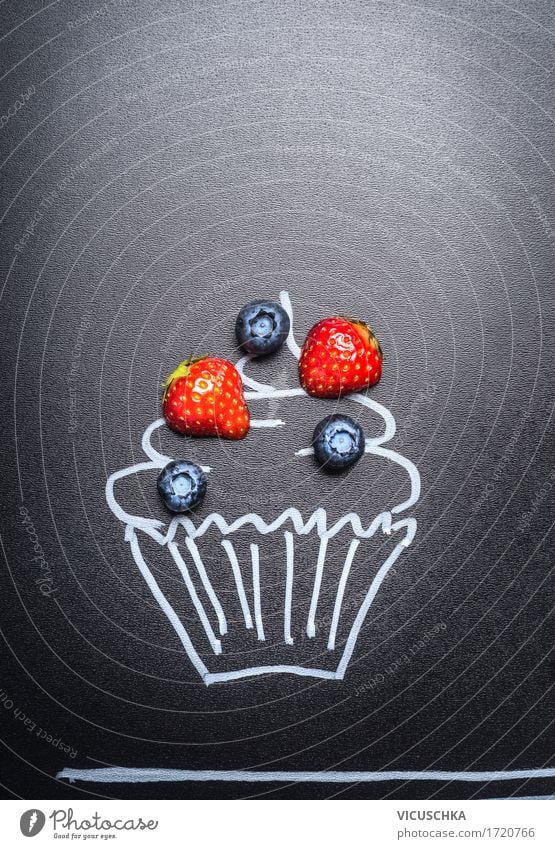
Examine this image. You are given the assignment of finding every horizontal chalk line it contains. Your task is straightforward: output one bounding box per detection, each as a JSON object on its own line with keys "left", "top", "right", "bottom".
{"left": 57, "top": 767, "right": 555, "bottom": 785}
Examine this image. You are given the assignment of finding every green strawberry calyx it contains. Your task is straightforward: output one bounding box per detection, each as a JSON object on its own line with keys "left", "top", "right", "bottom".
{"left": 339, "top": 316, "right": 383, "bottom": 358}
{"left": 161, "top": 356, "right": 207, "bottom": 400}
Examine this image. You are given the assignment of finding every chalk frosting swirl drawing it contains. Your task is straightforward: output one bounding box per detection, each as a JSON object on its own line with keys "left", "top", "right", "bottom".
{"left": 106, "top": 292, "right": 420, "bottom": 685}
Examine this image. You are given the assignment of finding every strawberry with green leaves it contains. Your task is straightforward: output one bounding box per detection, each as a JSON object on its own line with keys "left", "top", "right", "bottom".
{"left": 162, "top": 357, "right": 250, "bottom": 439}
{"left": 299, "top": 316, "right": 382, "bottom": 398}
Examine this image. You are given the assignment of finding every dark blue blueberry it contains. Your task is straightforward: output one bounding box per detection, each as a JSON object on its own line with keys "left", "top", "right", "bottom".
{"left": 157, "top": 460, "right": 207, "bottom": 513}
{"left": 235, "top": 299, "right": 290, "bottom": 357}
{"left": 312, "top": 414, "right": 365, "bottom": 472}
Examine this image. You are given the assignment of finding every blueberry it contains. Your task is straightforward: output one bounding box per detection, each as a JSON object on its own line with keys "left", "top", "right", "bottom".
{"left": 235, "top": 299, "right": 290, "bottom": 357}
{"left": 312, "top": 415, "right": 365, "bottom": 472}
{"left": 157, "top": 460, "right": 207, "bottom": 513}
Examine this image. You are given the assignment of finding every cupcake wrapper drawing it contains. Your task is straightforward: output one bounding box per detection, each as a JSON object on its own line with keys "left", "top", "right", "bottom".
{"left": 106, "top": 293, "right": 421, "bottom": 685}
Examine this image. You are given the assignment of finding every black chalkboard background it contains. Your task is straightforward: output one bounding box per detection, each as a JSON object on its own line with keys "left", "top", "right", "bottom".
{"left": 0, "top": 0, "right": 553, "bottom": 800}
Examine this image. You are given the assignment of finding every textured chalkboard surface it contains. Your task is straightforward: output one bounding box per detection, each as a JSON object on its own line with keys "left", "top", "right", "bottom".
{"left": 0, "top": 0, "right": 553, "bottom": 800}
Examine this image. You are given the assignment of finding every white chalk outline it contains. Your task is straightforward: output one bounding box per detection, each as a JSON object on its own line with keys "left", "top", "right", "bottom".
{"left": 105, "top": 291, "right": 421, "bottom": 685}
{"left": 168, "top": 541, "right": 222, "bottom": 655}
{"left": 184, "top": 536, "right": 227, "bottom": 637}
{"left": 284, "top": 531, "right": 294, "bottom": 646}
{"left": 251, "top": 544, "right": 265, "bottom": 641}
{"left": 221, "top": 539, "right": 253, "bottom": 630}
{"left": 307, "top": 537, "right": 328, "bottom": 638}
{"left": 57, "top": 766, "right": 555, "bottom": 787}
{"left": 328, "top": 539, "right": 360, "bottom": 651}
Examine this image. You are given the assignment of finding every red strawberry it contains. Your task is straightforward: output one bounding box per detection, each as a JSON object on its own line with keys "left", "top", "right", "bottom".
{"left": 299, "top": 317, "right": 382, "bottom": 398}
{"left": 162, "top": 357, "right": 250, "bottom": 439}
